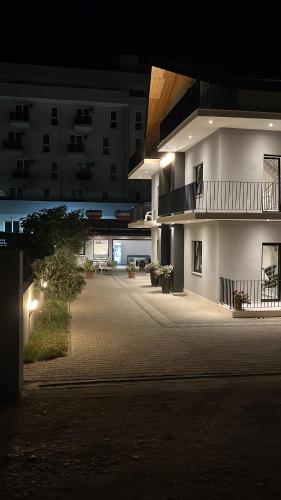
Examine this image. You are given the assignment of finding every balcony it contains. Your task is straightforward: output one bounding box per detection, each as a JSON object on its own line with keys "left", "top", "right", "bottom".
{"left": 220, "top": 276, "right": 281, "bottom": 314}
{"left": 67, "top": 143, "right": 85, "bottom": 154}
{"left": 76, "top": 171, "right": 92, "bottom": 181}
{"left": 129, "top": 146, "right": 145, "bottom": 173}
{"left": 3, "top": 139, "right": 23, "bottom": 151}
{"left": 9, "top": 112, "right": 30, "bottom": 127}
{"left": 128, "top": 202, "right": 156, "bottom": 229}
{"left": 158, "top": 181, "right": 281, "bottom": 221}
{"left": 73, "top": 115, "right": 93, "bottom": 130}
{"left": 12, "top": 169, "right": 30, "bottom": 179}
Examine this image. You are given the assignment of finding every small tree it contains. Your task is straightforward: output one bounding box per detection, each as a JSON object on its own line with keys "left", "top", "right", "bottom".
{"left": 33, "top": 247, "right": 85, "bottom": 318}
{"left": 21, "top": 206, "right": 91, "bottom": 259}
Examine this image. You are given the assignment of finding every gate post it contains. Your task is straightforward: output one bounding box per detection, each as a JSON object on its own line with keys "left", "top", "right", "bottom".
{"left": 0, "top": 251, "right": 23, "bottom": 400}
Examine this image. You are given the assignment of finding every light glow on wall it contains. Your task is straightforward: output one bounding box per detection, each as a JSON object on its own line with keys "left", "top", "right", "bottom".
{"left": 160, "top": 153, "right": 175, "bottom": 168}
{"left": 42, "top": 281, "right": 48, "bottom": 289}
{"left": 28, "top": 299, "right": 39, "bottom": 312}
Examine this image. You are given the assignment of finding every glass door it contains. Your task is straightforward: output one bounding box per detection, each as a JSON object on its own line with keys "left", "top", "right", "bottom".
{"left": 262, "top": 244, "right": 280, "bottom": 300}
{"left": 263, "top": 156, "right": 280, "bottom": 211}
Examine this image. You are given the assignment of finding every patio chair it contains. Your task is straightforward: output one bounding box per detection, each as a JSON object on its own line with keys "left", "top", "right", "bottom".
{"left": 262, "top": 265, "right": 279, "bottom": 288}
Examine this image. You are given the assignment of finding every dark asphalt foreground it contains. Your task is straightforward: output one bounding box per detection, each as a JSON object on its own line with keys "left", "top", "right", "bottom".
{"left": 2, "top": 376, "right": 281, "bottom": 499}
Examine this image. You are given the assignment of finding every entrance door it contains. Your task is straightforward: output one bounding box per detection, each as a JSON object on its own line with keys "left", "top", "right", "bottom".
{"left": 262, "top": 243, "right": 280, "bottom": 301}
{"left": 263, "top": 156, "right": 280, "bottom": 211}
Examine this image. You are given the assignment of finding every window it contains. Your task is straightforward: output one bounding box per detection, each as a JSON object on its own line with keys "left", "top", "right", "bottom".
{"left": 9, "top": 187, "right": 22, "bottom": 199}
{"left": 8, "top": 131, "right": 22, "bottom": 145}
{"left": 43, "top": 188, "right": 50, "bottom": 197}
{"left": 192, "top": 241, "right": 202, "bottom": 274}
{"left": 102, "top": 191, "right": 108, "bottom": 201}
{"left": 110, "top": 110, "right": 117, "bottom": 129}
{"left": 68, "top": 135, "right": 85, "bottom": 153}
{"left": 135, "top": 111, "right": 142, "bottom": 130}
{"left": 71, "top": 190, "right": 83, "bottom": 200}
{"left": 135, "top": 191, "right": 141, "bottom": 202}
{"left": 51, "top": 107, "right": 58, "bottom": 125}
{"left": 194, "top": 163, "right": 203, "bottom": 195}
{"left": 5, "top": 220, "right": 20, "bottom": 233}
{"left": 77, "top": 162, "right": 90, "bottom": 172}
{"left": 16, "top": 159, "right": 30, "bottom": 174}
{"left": 75, "top": 108, "right": 92, "bottom": 126}
{"left": 51, "top": 161, "right": 58, "bottom": 179}
{"left": 43, "top": 134, "right": 50, "bottom": 152}
{"left": 103, "top": 137, "right": 110, "bottom": 155}
{"left": 110, "top": 164, "right": 117, "bottom": 182}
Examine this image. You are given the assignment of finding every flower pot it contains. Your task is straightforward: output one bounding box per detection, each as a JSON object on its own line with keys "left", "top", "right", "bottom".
{"left": 128, "top": 272, "right": 135, "bottom": 279}
{"left": 84, "top": 271, "right": 94, "bottom": 279}
{"left": 150, "top": 270, "right": 159, "bottom": 287}
{"left": 161, "top": 275, "right": 172, "bottom": 293}
{"left": 234, "top": 298, "right": 242, "bottom": 311}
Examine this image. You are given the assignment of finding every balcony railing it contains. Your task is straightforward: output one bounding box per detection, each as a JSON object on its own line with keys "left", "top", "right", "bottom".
{"left": 12, "top": 169, "right": 30, "bottom": 179}
{"left": 67, "top": 143, "right": 85, "bottom": 153}
{"left": 220, "top": 276, "right": 281, "bottom": 309}
{"left": 158, "top": 181, "right": 280, "bottom": 217}
{"left": 76, "top": 171, "right": 92, "bottom": 181}
{"left": 130, "top": 203, "right": 152, "bottom": 222}
{"left": 74, "top": 115, "right": 92, "bottom": 126}
{"left": 3, "top": 139, "right": 23, "bottom": 150}
{"left": 9, "top": 112, "right": 29, "bottom": 122}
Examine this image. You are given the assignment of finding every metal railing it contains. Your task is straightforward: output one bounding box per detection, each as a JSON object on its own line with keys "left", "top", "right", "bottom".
{"left": 10, "top": 112, "right": 29, "bottom": 122}
{"left": 3, "top": 139, "right": 22, "bottom": 150}
{"left": 74, "top": 115, "right": 92, "bottom": 126}
{"left": 76, "top": 171, "right": 92, "bottom": 181}
{"left": 220, "top": 276, "right": 281, "bottom": 309}
{"left": 67, "top": 143, "right": 85, "bottom": 153}
{"left": 158, "top": 181, "right": 280, "bottom": 216}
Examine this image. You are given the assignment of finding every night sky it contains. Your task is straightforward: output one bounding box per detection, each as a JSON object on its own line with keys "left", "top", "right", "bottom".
{"left": 1, "top": 3, "right": 280, "bottom": 85}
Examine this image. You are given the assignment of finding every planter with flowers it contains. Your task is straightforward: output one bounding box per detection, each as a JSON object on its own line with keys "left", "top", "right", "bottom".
{"left": 159, "top": 265, "right": 174, "bottom": 293}
{"left": 233, "top": 290, "right": 249, "bottom": 311}
{"left": 145, "top": 262, "right": 161, "bottom": 286}
{"left": 127, "top": 263, "right": 136, "bottom": 278}
{"left": 83, "top": 258, "right": 95, "bottom": 279}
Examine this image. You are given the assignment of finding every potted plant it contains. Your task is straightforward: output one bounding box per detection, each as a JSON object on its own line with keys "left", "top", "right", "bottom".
{"left": 233, "top": 289, "right": 249, "bottom": 311}
{"left": 127, "top": 263, "right": 136, "bottom": 278}
{"left": 145, "top": 262, "right": 161, "bottom": 286}
{"left": 83, "top": 258, "right": 94, "bottom": 278}
{"left": 159, "top": 265, "right": 174, "bottom": 293}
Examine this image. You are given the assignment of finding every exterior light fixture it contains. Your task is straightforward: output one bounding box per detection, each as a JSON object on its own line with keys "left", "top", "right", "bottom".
{"left": 160, "top": 153, "right": 175, "bottom": 168}
{"left": 269, "top": 123, "right": 274, "bottom": 127}
{"left": 266, "top": 219, "right": 270, "bottom": 222}
{"left": 188, "top": 135, "right": 192, "bottom": 139}
{"left": 208, "top": 120, "right": 213, "bottom": 124}
{"left": 28, "top": 299, "right": 39, "bottom": 313}
{"left": 42, "top": 281, "right": 48, "bottom": 289}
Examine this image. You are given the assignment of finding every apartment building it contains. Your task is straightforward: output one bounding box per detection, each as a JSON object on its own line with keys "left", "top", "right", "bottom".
{"left": 0, "top": 61, "right": 150, "bottom": 205}
{"left": 129, "top": 66, "right": 281, "bottom": 315}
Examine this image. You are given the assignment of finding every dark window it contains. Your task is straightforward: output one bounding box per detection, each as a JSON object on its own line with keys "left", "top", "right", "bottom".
{"left": 43, "top": 134, "right": 50, "bottom": 153}
{"left": 4, "top": 221, "right": 12, "bottom": 233}
{"left": 110, "top": 164, "right": 117, "bottom": 183}
{"left": 110, "top": 165, "right": 116, "bottom": 174}
{"left": 43, "top": 188, "right": 50, "bottom": 197}
{"left": 135, "top": 111, "right": 142, "bottom": 130}
{"left": 51, "top": 107, "right": 58, "bottom": 125}
{"left": 129, "top": 89, "right": 145, "bottom": 97}
{"left": 136, "top": 138, "right": 142, "bottom": 149}
{"left": 103, "top": 191, "right": 108, "bottom": 201}
{"left": 13, "top": 221, "right": 20, "bottom": 233}
{"left": 195, "top": 163, "right": 203, "bottom": 195}
{"left": 110, "top": 110, "right": 117, "bottom": 129}
{"left": 193, "top": 241, "right": 202, "bottom": 274}
{"left": 51, "top": 161, "right": 58, "bottom": 172}
{"left": 103, "top": 137, "right": 110, "bottom": 155}
{"left": 71, "top": 190, "right": 77, "bottom": 199}
{"left": 135, "top": 191, "right": 141, "bottom": 202}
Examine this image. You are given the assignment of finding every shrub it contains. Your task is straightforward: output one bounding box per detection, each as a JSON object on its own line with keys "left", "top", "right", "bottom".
{"left": 83, "top": 258, "right": 94, "bottom": 272}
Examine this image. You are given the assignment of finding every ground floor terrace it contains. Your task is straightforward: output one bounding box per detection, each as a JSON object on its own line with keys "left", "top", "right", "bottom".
{"left": 151, "top": 220, "right": 281, "bottom": 314}
{"left": 24, "top": 272, "right": 281, "bottom": 385}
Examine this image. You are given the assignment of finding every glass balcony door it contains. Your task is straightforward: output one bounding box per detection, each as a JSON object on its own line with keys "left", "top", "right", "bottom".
{"left": 263, "top": 156, "right": 280, "bottom": 211}
{"left": 262, "top": 243, "right": 280, "bottom": 301}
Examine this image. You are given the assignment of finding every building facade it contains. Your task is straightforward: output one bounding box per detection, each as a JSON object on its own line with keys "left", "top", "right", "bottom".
{"left": 0, "top": 62, "right": 150, "bottom": 205}
{"left": 129, "top": 67, "right": 281, "bottom": 314}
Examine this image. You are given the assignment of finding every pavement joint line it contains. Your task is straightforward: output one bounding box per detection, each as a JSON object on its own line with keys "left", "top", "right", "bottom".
{"left": 25, "top": 370, "right": 281, "bottom": 389}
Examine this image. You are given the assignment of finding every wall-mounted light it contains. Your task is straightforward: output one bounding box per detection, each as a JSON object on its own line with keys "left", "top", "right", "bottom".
{"left": 160, "top": 153, "right": 175, "bottom": 168}
{"left": 269, "top": 123, "right": 274, "bottom": 128}
{"left": 28, "top": 299, "right": 39, "bottom": 316}
{"left": 188, "top": 135, "right": 192, "bottom": 139}
{"left": 208, "top": 120, "right": 213, "bottom": 124}
{"left": 42, "top": 281, "right": 48, "bottom": 289}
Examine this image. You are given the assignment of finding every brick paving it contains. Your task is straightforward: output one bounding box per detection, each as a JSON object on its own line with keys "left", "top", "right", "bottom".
{"left": 24, "top": 272, "right": 281, "bottom": 384}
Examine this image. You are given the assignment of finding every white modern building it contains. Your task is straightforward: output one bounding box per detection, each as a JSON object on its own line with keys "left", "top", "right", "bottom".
{"left": 129, "top": 67, "right": 281, "bottom": 315}
{"left": 0, "top": 61, "right": 150, "bottom": 205}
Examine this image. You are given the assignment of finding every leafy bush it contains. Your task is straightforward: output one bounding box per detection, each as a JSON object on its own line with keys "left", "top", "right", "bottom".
{"left": 83, "top": 258, "right": 94, "bottom": 272}
{"left": 24, "top": 301, "right": 69, "bottom": 363}
{"left": 33, "top": 246, "right": 85, "bottom": 303}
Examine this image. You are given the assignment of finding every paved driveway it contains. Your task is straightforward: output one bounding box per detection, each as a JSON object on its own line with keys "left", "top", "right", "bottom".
{"left": 24, "top": 272, "right": 281, "bottom": 384}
